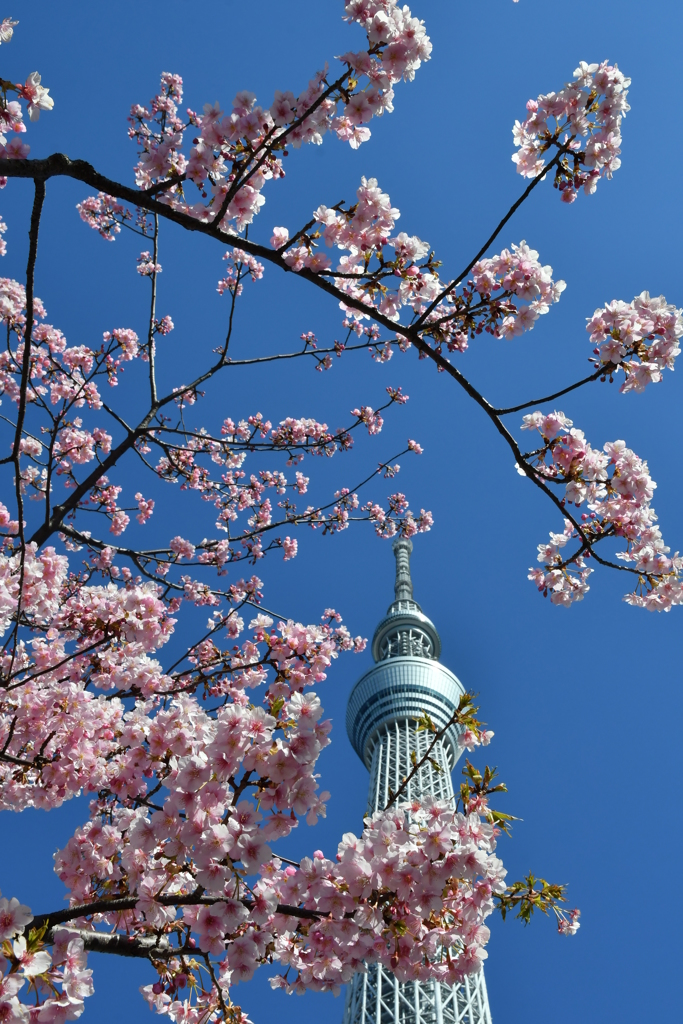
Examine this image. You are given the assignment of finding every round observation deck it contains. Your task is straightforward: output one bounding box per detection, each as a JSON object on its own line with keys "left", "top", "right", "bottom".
{"left": 346, "top": 655, "right": 466, "bottom": 769}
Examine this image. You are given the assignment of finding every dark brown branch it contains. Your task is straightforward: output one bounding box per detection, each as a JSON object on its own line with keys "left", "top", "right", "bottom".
{"left": 0, "top": 749, "right": 52, "bottom": 769}
{"left": 29, "top": 893, "right": 324, "bottom": 936}
{"left": 45, "top": 926, "right": 176, "bottom": 959}
{"left": 8, "top": 179, "right": 46, "bottom": 673}
{"left": 202, "top": 952, "right": 230, "bottom": 1019}
{"left": 143, "top": 175, "right": 186, "bottom": 197}
{"left": 28, "top": 417, "right": 152, "bottom": 549}
{"left": 224, "top": 338, "right": 375, "bottom": 367}
{"left": 12, "top": 178, "right": 46, "bottom": 461}
{"left": 494, "top": 364, "right": 612, "bottom": 415}
{"left": 147, "top": 213, "right": 159, "bottom": 404}
{"left": 0, "top": 155, "right": 399, "bottom": 334}
{"left": 399, "top": 337, "right": 592, "bottom": 548}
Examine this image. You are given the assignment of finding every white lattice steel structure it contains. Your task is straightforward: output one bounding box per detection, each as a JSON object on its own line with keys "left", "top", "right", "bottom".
{"left": 342, "top": 539, "right": 493, "bottom": 1024}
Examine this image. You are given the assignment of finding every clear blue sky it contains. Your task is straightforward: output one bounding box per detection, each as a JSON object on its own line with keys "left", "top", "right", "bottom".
{"left": 2, "top": 2, "right": 682, "bottom": 1022}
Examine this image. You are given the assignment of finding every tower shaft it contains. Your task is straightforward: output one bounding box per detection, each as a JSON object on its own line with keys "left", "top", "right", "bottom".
{"left": 343, "top": 722, "right": 492, "bottom": 1024}
{"left": 343, "top": 540, "right": 493, "bottom": 1024}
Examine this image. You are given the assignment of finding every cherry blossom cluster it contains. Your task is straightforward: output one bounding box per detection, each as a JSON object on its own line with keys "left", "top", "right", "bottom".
{"left": 76, "top": 193, "right": 132, "bottom": 241}
{"left": 0, "top": 277, "right": 147, "bottom": 406}
{"left": 522, "top": 411, "right": 683, "bottom": 609}
{"left": 586, "top": 290, "right": 682, "bottom": 393}
{"left": 0, "top": 893, "right": 94, "bottom": 1022}
{"left": 273, "top": 177, "right": 566, "bottom": 356}
{"left": 0, "top": 15, "right": 16, "bottom": 43}
{"left": 36, "top": 697, "right": 569, "bottom": 1024}
{"left": 0, "top": 547, "right": 175, "bottom": 811}
{"left": 145, "top": 388, "right": 425, "bottom": 568}
{"left": 342, "top": 1, "right": 432, "bottom": 85}
{"left": 262, "top": 799, "right": 505, "bottom": 993}
{"left": 470, "top": 241, "right": 566, "bottom": 340}
{"left": 557, "top": 909, "right": 581, "bottom": 936}
{"left": 0, "top": 505, "right": 569, "bottom": 1022}
{"left": 72, "top": 51, "right": 632, "bottom": 386}
{"left": 0, "top": 547, "right": 368, "bottom": 812}
{"left": 362, "top": 493, "right": 434, "bottom": 538}
{"left": 0, "top": 282, "right": 166, "bottom": 512}
{"left": 512, "top": 60, "right": 630, "bottom": 202}
{"left": 527, "top": 517, "right": 593, "bottom": 607}
{"left": 137, "top": 251, "right": 162, "bottom": 276}
{"left": 14, "top": 602, "right": 375, "bottom": 1013}
{"left": 119, "top": 2, "right": 430, "bottom": 237}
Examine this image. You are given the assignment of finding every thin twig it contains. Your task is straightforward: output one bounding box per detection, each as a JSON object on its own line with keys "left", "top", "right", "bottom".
{"left": 147, "top": 213, "right": 159, "bottom": 404}
{"left": 494, "top": 364, "right": 612, "bottom": 415}
{"left": 383, "top": 709, "right": 460, "bottom": 811}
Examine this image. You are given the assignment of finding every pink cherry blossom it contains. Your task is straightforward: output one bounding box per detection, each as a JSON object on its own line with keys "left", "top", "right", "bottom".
{"left": 12, "top": 936, "right": 51, "bottom": 977}
{"left": 0, "top": 18, "right": 18, "bottom": 45}
{"left": 17, "top": 72, "right": 54, "bottom": 121}
{"left": 282, "top": 537, "right": 298, "bottom": 560}
{"left": 0, "top": 896, "right": 32, "bottom": 940}
{"left": 169, "top": 536, "right": 196, "bottom": 560}
{"left": 135, "top": 493, "right": 155, "bottom": 524}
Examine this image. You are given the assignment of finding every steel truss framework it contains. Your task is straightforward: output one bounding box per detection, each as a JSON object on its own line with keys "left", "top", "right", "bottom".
{"left": 342, "top": 720, "right": 493, "bottom": 1024}
{"left": 367, "top": 720, "right": 454, "bottom": 811}
{"left": 342, "top": 963, "right": 492, "bottom": 1024}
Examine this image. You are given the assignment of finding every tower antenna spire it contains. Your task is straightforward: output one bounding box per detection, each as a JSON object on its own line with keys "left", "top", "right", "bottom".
{"left": 392, "top": 537, "right": 414, "bottom": 604}
{"left": 370, "top": 537, "right": 439, "bottom": 662}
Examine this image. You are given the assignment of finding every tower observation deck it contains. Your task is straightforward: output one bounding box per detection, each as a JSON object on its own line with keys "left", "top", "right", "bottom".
{"left": 342, "top": 538, "right": 493, "bottom": 1024}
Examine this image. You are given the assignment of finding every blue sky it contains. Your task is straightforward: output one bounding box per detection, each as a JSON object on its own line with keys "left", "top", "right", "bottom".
{"left": 1, "top": 2, "right": 682, "bottom": 1022}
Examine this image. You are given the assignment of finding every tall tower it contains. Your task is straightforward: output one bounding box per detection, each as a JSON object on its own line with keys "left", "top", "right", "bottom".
{"left": 342, "top": 538, "right": 493, "bottom": 1024}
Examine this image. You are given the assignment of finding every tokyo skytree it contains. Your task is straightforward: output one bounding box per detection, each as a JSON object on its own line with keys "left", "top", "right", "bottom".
{"left": 342, "top": 538, "right": 493, "bottom": 1024}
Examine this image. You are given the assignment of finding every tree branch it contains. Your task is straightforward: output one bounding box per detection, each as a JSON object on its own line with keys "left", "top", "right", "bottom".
{"left": 147, "top": 213, "right": 159, "bottom": 405}
{"left": 45, "top": 925, "right": 176, "bottom": 959}
{"left": 212, "top": 72, "right": 351, "bottom": 225}
{"left": 13, "top": 178, "right": 46, "bottom": 462}
{"left": 2, "top": 154, "right": 593, "bottom": 556}
{"left": 29, "top": 893, "right": 324, "bottom": 936}
{"left": 494, "top": 364, "right": 612, "bottom": 415}
{"left": 8, "top": 178, "right": 46, "bottom": 674}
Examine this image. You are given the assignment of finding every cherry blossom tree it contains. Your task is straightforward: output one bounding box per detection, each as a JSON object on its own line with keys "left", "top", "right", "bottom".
{"left": 0, "top": 1, "right": 676, "bottom": 1021}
